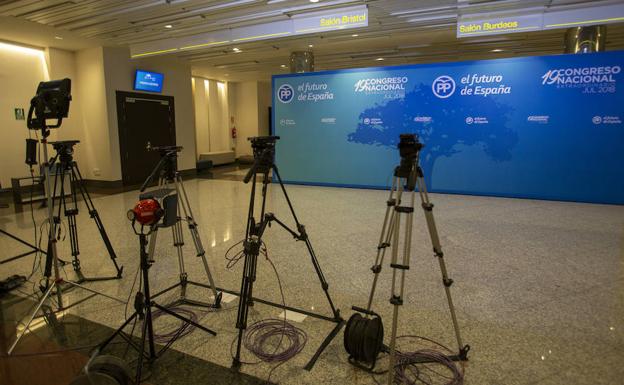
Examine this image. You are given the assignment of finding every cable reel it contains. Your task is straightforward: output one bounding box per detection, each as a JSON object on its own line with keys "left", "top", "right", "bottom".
{"left": 70, "top": 355, "right": 133, "bottom": 385}
{"left": 344, "top": 306, "right": 385, "bottom": 371}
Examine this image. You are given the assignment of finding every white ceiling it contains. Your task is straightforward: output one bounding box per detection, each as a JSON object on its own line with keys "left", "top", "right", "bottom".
{"left": 1, "top": 0, "right": 623, "bottom": 81}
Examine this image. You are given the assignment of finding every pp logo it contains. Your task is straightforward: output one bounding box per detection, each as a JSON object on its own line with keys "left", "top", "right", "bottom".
{"left": 432, "top": 75, "right": 456, "bottom": 98}
{"left": 465, "top": 117, "right": 474, "bottom": 124}
{"left": 363, "top": 118, "right": 371, "bottom": 124}
{"left": 592, "top": 116, "right": 602, "bottom": 125}
{"left": 277, "top": 84, "right": 294, "bottom": 103}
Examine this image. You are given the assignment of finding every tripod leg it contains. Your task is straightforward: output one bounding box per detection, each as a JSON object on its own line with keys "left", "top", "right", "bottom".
{"left": 272, "top": 166, "right": 341, "bottom": 319}
{"left": 175, "top": 177, "right": 220, "bottom": 304}
{"left": 66, "top": 166, "right": 83, "bottom": 279}
{"left": 172, "top": 215, "right": 188, "bottom": 297}
{"left": 246, "top": 174, "right": 269, "bottom": 306}
{"left": 415, "top": 172, "right": 466, "bottom": 355}
{"left": 135, "top": 311, "right": 149, "bottom": 384}
{"left": 141, "top": 232, "right": 157, "bottom": 360}
{"left": 44, "top": 169, "right": 60, "bottom": 281}
{"left": 367, "top": 176, "right": 400, "bottom": 312}
{"left": 72, "top": 163, "right": 123, "bottom": 277}
{"left": 233, "top": 238, "right": 260, "bottom": 368}
{"left": 7, "top": 281, "right": 56, "bottom": 354}
{"left": 386, "top": 184, "right": 415, "bottom": 385}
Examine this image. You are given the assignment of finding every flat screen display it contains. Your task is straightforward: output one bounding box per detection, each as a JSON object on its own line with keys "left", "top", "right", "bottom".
{"left": 134, "top": 70, "right": 164, "bottom": 93}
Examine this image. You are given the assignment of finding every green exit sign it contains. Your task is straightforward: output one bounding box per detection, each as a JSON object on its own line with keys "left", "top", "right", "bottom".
{"left": 14, "top": 108, "right": 25, "bottom": 120}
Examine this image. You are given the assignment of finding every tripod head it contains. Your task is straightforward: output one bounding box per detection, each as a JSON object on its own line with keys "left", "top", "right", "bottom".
{"left": 27, "top": 79, "right": 72, "bottom": 138}
{"left": 395, "top": 134, "right": 424, "bottom": 191}
{"left": 49, "top": 140, "right": 80, "bottom": 168}
{"left": 148, "top": 144, "right": 183, "bottom": 157}
{"left": 243, "top": 136, "right": 280, "bottom": 183}
{"left": 140, "top": 145, "right": 182, "bottom": 192}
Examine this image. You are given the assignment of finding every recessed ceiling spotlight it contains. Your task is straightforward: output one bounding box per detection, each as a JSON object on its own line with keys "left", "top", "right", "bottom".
{"left": 233, "top": 47, "right": 241, "bottom": 52}
{"left": 310, "top": 0, "right": 320, "bottom": 3}
{"left": 308, "top": 44, "right": 314, "bottom": 48}
{"left": 164, "top": 24, "right": 173, "bottom": 29}
{"left": 491, "top": 48, "right": 503, "bottom": 52}
{"left": 375, "top": 57, "right": 385, "bottom": 61}
{"left": 54, "top": 36, "right": 63, "bottom": 40}
{"left": 280, "top": 64, "right": 287, "bottom": 68}
{"left": 351, "top": 34, "right": 359, "bottom": 37}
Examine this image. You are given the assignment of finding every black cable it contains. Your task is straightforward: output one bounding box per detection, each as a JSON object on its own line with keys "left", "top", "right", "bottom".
{"left": 224, "top": 239, "right": 245, "bottom": 269}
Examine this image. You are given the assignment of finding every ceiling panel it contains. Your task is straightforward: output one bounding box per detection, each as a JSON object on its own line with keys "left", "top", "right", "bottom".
{"left": 0, "top": 0, "right": 622, "bottom": 81}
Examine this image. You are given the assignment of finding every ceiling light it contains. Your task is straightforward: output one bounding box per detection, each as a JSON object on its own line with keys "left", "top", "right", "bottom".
{"left": 308, "top": 44, "right": 314, "bottom": 48}
{"left": 491, "top": 49, "right": 503, "bottom": 52}
{"left": 164, "top": 24, "right": 173, "bottom": 29}
{"left": 310, "top": 0, "right": 320, "bottom": 3}
{"left": 280, "top": 64, "right": 287, "bottom": 68}
{"left": 351, "top": 34, "right": 358, "bottom": 37}
{"left": 375, "top": 57, "right": 384, "bottom": 61}
{"left": 233, "top": 47, "right": 241, "bottom": 52}
{"left": 54, "top": 36, "right": 63, "bottom": 40}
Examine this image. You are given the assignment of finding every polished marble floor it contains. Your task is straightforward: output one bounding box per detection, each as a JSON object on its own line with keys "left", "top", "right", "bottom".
{"left": 0, "top": 172, "right": 623, "bottom": 385}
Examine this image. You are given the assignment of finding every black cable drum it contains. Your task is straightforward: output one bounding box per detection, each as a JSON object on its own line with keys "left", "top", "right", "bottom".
{"left": 344, "top": 312, "right": 384, "bottom": 369}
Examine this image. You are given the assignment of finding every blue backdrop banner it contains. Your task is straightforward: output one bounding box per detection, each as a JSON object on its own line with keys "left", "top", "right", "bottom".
{"left": 272, "top": 51, "right": 624, "bottom": 205}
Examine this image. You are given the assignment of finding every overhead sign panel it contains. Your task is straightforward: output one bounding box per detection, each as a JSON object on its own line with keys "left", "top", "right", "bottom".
{"left": 457, "top": 13, "right": 542, "bottom": 37}
{"left": 292, "top": 5, "right": 368, "bottom": 34}
{"left": 457, "top": 3, "right": 624, "bottom": 38}
{"left": 130, "top": 5, "right": 368, "bottom": 58}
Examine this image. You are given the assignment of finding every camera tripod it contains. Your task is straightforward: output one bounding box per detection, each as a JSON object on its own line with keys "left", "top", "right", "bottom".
{"left": 356, "top": 135, "right": 469, "bottom": 384}
{"left": 140, "top": 146, "right": 221, "bottom": 308}
{"left": 8, "top": 80, "right": 124, "bottom": 355}
{"left": 95, "top": 220, "right": 217, "bottom": 384}
{"left": 230, "top": 136, "right": 344, "bottom": 371}
{"left": 44, "top": 140, "right": 123, "bottom": 283}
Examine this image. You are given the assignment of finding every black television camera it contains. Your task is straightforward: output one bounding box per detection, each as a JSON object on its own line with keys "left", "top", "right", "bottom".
{"left": 396, "top": 134, "right": 424, "bottom": 190}
{"left": 27, "top": 78, "right": 72, "bottom": 134}
{"left": 243, "top": 136, "right": 280, "bottom": 183}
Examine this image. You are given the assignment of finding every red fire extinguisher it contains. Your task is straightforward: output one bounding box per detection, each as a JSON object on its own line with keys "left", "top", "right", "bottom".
{"left": 231, "top": 126, "right": 237, "bottom": 139}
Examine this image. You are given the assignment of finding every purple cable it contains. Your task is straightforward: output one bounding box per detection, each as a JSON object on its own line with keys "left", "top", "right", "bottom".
{"left": 389, "top": 336, "right": 464, "bottom": 385}
{"left": 243, "top": 318, "right": 307, "bottom": 363}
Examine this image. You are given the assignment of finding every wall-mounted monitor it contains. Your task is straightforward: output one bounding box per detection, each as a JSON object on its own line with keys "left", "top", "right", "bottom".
{"left": 134, "top": 70, "right": 164, "bottom": 93}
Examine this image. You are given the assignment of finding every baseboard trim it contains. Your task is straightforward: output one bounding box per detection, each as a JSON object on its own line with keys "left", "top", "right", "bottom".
{"left": 83, "top": 179, "right": 124, "bottom": 189}
{"left": 179, "top": 168, "right": 198, "bottom": 178}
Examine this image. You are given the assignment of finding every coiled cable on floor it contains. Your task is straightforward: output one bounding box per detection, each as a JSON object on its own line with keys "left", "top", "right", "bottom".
{"left": 386, "top": 336, "right": 464, "bottom": 385}
{"left": 150, "top": 305, "right": 200, "bottom": 343}
{"left": 243, "top": 318, "right": 307, "bottom": 364}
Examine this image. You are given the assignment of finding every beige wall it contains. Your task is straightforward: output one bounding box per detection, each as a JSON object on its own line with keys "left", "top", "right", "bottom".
{"left": 101, "top": 47, "right": 197, "bottom": 173}
{"left": 193, "top": 78, "right": 210, "bottom": 155}
{"left": 0, "top": 43, "right": 50, "bottom": 188}
{"left": 229, "top": 80, "right": 273, "bottom": 158}
{"left": 232, "top": 81, "right": 259, "bottom": 157}
{"left": 0, "top": 42, "right": 277, "bottom": 188}
{"left": 73, "top": 47, "right": 115, "bottom": 180}
{"left": 193, "top": 77, "right": 232, "bottom": 157}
